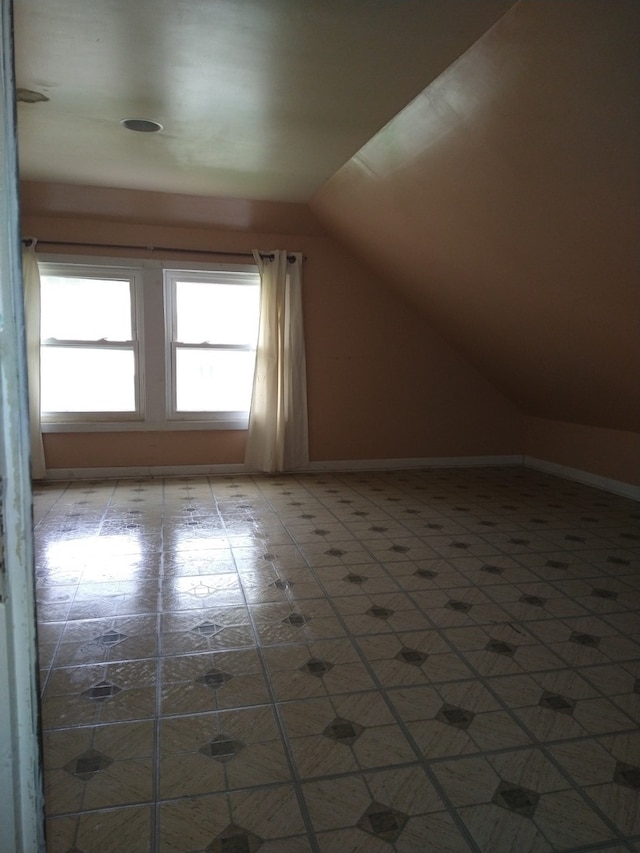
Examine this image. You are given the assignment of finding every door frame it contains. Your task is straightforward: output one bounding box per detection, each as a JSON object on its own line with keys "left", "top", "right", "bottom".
{"left": 0, "top": 0, "right": 46, "bottom": 849}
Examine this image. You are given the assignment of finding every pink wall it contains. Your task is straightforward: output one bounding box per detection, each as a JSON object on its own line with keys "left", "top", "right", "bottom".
{"left": 525, "top": 417, "right": 640, "bottom": 487}
{"left": 20, "top": 181, "right": 326, "bottom": 236}
{"left": 23, "top": 182, "right": 522, "bottom": 470}
{"left": 44, "top": 430, "right": 246, "bottom": 470}
{"left": 302, "top": 237, "right": 522, "bottom": 461}
{"left": 311, "top": 0, "right": 639, "bottom": 436}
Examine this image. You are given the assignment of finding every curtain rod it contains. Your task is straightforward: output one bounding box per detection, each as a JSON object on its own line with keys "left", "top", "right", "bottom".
{"left": 21, "top": 238, "right": 302, "bottom": 262}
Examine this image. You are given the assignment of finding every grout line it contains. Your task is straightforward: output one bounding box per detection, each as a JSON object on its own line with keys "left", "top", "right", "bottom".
{"left": 215, "top": 475, "right": 323, "bottom": 853}
{"left": 277, "top": 474, "right": 485, "bottom": 853}
{"left": 35, "top": 468, "right": 640, "bottom": 850}
{"left": 284, "top": 469, "right": 636, "bottom": 847}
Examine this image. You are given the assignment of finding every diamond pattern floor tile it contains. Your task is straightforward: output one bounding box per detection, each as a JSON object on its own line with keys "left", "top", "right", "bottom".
{"left": 34, "top": 468, "right": 640, "bottom": 851}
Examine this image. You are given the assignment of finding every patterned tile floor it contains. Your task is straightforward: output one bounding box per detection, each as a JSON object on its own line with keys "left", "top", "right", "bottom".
{"left": 34, "top": 467, "right": 640, "bottom": 853}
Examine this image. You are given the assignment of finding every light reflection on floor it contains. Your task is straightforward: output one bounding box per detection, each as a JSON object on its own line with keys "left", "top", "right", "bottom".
{"left": 34, "top": 470, "right": 640, "bottom": 853}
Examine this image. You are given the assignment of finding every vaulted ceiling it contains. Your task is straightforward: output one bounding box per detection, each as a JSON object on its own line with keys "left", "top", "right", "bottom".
{"left": 14, "top": 0, "right": 639, "bottom": 436}
{"left": 13, "top": 0, "right": 514, "bottom": 200}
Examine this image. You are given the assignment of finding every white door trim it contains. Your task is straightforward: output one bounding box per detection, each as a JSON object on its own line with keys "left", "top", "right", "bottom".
{"left": 0, "top": 1, "right": 46, "bottom": 849}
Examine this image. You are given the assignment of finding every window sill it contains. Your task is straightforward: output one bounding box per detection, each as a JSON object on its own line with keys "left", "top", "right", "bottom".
{"left": 41, "top": 419, "right": 249, "bottom": 433}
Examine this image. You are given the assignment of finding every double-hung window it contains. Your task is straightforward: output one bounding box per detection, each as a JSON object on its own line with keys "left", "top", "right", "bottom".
{"left": 38, "top": 258, "right": 261, "bottom": 431}
{"left": 164, "top": 268, "right": 261, "bottom": 419}
{"left": 39, "top": 264, "right": 141, "bottom": 420}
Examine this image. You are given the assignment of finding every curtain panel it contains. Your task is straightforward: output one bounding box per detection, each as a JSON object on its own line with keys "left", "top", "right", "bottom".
{"left": 22, "top": 247, "right": 46, "bottom": 479}
{"left": 245, "top": 251, "right": 309, "bottom": 473}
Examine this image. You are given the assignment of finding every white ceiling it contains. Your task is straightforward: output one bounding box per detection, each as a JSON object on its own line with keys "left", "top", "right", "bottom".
{"left": 14, "top": 0, "right": 514, "bottom": 202}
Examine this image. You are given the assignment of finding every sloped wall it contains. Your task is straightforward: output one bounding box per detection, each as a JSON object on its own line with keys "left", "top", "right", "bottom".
{"left": 311, "top": 0, "right": 639, "bottom": 482}
{"left": 525, "top": 417, "right": 639, "bottom": 486}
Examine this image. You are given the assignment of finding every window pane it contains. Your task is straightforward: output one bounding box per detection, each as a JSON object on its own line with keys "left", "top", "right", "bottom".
{"left": 176, "top": 348, "right": 256, "bottom": 411}
{"left": 175, "top": 281, "right": 259, "bottom": 344}
{"left": 41, "top": 276, "right": 132, "bottom": 341}
{"left": 41, "top": 347, "right": 136, "bottom": 412}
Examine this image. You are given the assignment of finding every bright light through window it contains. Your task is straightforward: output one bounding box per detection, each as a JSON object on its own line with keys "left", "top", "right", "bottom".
{"left": 40, "top": 269, "right": 138, "bottom": 416}
{"left": 41, "top": 348, "right": 136, "bottom": 412}
{"left": 38, "top": 261, "right": 263, "bottom": 426}
{"left": 41, "top": 276, "right": 132, "bottom": 341}
{"left": 168, "top": 271, "right": 261, "bottom": 415}
{"left": 176, "top": 282, "right": 260, "bottom": 344}
{"left": 176, "top": 349, "right": 257, "bottom": 411}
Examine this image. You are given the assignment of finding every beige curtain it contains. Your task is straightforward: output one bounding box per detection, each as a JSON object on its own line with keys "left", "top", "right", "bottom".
{"left": 245, "top": 250, "right": 309, "bottom": 473}
{"left": 22, "top": 247, "right": 46, "bottom": 479}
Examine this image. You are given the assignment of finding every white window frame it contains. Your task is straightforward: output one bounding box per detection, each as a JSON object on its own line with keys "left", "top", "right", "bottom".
{"left": 38, "top": 260, "right": 144, "bottom": 424}
{"left": 163, "top": 266, "right": 260, "bottom": 425}
{"left": 37, "top": 255, "right": 260, "bottom": 433}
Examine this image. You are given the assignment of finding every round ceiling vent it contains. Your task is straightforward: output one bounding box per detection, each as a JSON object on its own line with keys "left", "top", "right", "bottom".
{"left": 120, "top": 118, "right": 163, "bottom": 133}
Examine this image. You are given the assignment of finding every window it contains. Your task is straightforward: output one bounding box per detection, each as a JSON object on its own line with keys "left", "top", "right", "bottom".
{"left": 164, "top": 270, "right": 260, "bottom": 418}
{"left": 40, "top": 265, "right": 141, "bottom": 419}
{"left": 38, "top": 258, "right": 260, "bottom": 431}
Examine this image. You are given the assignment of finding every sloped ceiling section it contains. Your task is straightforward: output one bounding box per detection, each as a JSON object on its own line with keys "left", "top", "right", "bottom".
{"left": 14, "top": 0, "right": 515, "bottom": 201}
{"left": 311, "top": 0, "right": 640, "bottom": 432}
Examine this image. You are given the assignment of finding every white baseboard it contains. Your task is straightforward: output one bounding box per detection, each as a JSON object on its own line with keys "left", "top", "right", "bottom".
{"left": 307, "top": 455, "right": 524, "bottom": 472}
{"left": 43, "top": 455, "right": 524, "bottom": 482}
{"left": 43, "top": 463, "right": 247, "bottom": 481}
{"left": 524, "top": 456, "right": 640, "bottom": 501}
{"left": 40, "top": 455, "right": 639, "bottom": 501}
